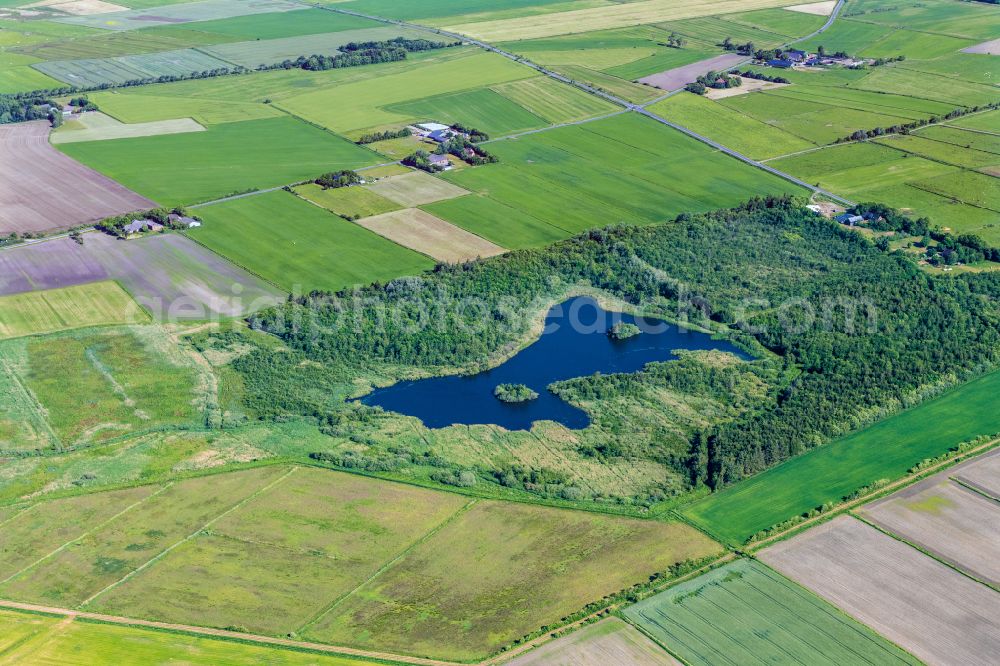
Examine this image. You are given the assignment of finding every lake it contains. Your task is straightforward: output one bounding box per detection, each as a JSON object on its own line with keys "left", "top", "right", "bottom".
{"left": 361, "top": 296, "right": 750, "bottom": 430}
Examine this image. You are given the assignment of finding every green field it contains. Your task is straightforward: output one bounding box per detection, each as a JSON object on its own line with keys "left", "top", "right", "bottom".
{"left": 849, "top": 66, "right": 999, "bottom": 108}
{"left": 384, "top": 87, "right": 547, "bottom": 137}
{"left": 491, "top": 76, "right": 619, "bottom": 124}
{"left": 768, "top": 141, "right": 999, "bottom": 240}
{"left": 718, "top": 90, "right": 914, "bottom": 146}
{"left": 424, "top": 194, "right": 569, "bottom": 249}
{"left": 428, "top": 113, "right": 803, "bottom": 247}
{"left": 202, "top": 26, "right": 433, "bottom": 68}
{"left": 656, "top": 15, "right": 791, "bottom": 49}
{"left": 32, "top": 48, "right": 235, "bottom": 87}
{"left": 622, "top": 559, "right": 919, "bottom": 665}
{"left": 845, "top": 0, "right": 1000, "bottom": 41}
{"left": 682, "top": 369, "right": 1000, "bottom": 545}
{"left": 0, "top": 64, "right": 63, "bottom": 93}
{"left": 723, "top": 7, "right": 827, "bottom": 37}
{"left": 875, "top": 134, "right": 1000, "bottom": 169}
{"left": 913, "top": 169, "right": 999, "bottom": 213}
{"left": 548, "top": 64, "right": 661, "bottom": 104}
{"left": 0, "top": 610, "right": 379, "bottom": 665}
{"left": 3, "top": 327, "right": 203, "bottom": 447}
{"left": 760, "top": 85, "right": 957, "bottom": 120}
{"left": 293, "top": 183, "right": 401, "bottom": 219}
{"left": 280, "top": 49, "right": 536, "bottom": 133}
{"left": 648, "top": 94, "right": 816, "bottom": 160}
{"left": 53, "top": 0, "right": 306, "bottom": 31}
{"left": 190, "top": 190, "right": 434, "bottom": 291}
{"left": 157, "top": 7, "right": 380, "bottom": 40}
{"left": 916, "top": 126, "right": 1000, "bottom": 156}
{"left": 10, "top": 28, "right": 240, "bottom": 61}
{"left": 949, "top": 109, "right": 1000, "bottom": 133}
{"left": 89, "top": 90, "right": 284, "bottom": 125}
{"left": 58, "top": 117, "right": 380, "bottom": 205}
{"left": 0, "top": 282, "right": 148, "bottom": 340}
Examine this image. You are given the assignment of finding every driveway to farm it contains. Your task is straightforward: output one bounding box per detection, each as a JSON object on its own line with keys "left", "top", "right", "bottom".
{"left": 319, "top": 0, "right": 852, "bottom": 206}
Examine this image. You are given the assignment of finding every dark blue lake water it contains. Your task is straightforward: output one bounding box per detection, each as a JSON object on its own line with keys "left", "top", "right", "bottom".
{"left": 361, "top": 296, "right": 750, "bottom": 430}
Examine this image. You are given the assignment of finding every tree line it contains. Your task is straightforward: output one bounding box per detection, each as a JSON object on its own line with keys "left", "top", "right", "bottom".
{"left": 836, "top": 101, "right": 1000, "bottom": 143}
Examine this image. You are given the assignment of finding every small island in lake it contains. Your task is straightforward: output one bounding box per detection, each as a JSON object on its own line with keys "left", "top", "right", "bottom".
{"left": 494, "top": 383, "right": 539, "bottom": 403}
{"left": 608, "top": 322, "right": 641, "bottom": 340}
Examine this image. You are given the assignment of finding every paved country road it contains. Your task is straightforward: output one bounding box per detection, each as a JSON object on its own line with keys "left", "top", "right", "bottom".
{"left": 321, "top": 0, "right": 853, "bottom": 206}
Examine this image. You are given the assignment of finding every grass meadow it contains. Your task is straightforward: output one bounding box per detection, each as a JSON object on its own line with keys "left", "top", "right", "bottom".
{"left": 490, "top": 77, "right": 619, "bottom": 124}
{"left": 769, "top": 141, "right": 998, "bottom": 240}
{"left": 6, "top": 326, "right": 203, "bottom": 447}
{"left": 156, "top": 8, "right": 380, "bottom": 41}
{"left": 365, "top": 170, "right": 469, "bottom": 207}
{"left": 0, "top": 611, "right": 380, "bottom": 665}
{"left": 293, "top": 183, "right": 401, "bottom": 219}
{"left": 89, "top": 89, "right": 284, "bottom": 125}
{"left": 623, "top": 559, "right": 919, "bottom": 666}
{"left": 0, "top": 466, "right": 289, "bottom": 608}
{"left": 303, "top": 498, "right": 720, "bottom": 660}
{"left": 190, "top": 190, "right": 434, "bottom": 291}
{"left": 384, "top": 87, "right": 546, "bottom": 137}
{"left": 0, "top": 464, "right": 720, "bottom": 661}
{"left": 0, "top": 281, "right": 148, "bottom": 340}
{"left": 59, "top": 117, "right": 380, "bottom": 205}
{"left": 682, "top": 369, "right": 1000, "bottom": 545}
{"left": 648, "top": 94, "right": 816, "bottom": 160}
{"left": 280, "top": 50, "right": 536, "bottom": 133}
{"left": 0, "top": 485, "right": 157, "bottom": 582}
{"left": 33, "top": 49, "right": 233, "bottom": 87}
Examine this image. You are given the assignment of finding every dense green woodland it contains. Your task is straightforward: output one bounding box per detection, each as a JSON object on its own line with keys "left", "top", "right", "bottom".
{"left": 238, "top": 198, "right": 1000, "bottom": 493}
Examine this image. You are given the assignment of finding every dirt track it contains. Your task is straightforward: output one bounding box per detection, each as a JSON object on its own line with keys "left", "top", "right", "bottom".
{"left": 0, "top": 599, "right": 461, "bottom": 666}
{"left": 0, "top": 121, "right": 154, "bottom": 235}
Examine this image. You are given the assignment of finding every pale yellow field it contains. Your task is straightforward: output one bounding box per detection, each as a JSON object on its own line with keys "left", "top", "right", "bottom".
{"left": 355, "top": 208, "right": 505, "bottom": 263}
{"left": 24, "top": 0, "right": 125, "bottom": 14}
{"left": 785, "top": 1, "right": 837, "bottom": 16}
{"left": 366, "top": 171, "right": 469, "bottom": 207}
{"left": 705, "top": 78, "right": 789, "bottom": 99}
{"left": 52, "top": 112, "right": 204, "bottom": 144}
{"left": 447, "top": 0, "right": 797, "bottom": 42}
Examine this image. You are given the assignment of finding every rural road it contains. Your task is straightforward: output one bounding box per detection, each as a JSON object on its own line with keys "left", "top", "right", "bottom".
{"left": 322, "top": 0, "right": 855, "bottom": 206}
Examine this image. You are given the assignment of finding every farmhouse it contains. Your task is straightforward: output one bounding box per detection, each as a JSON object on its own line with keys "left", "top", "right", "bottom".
{"left": 786, "top": 49, "right": 808, "bottom": 63}
{"left": 168, "top": 213, "right": 201, "bottom": 228}
{"left": 428, "top": 154, "right": 452, "bottom": 170}
{"left": 835, "top": 213, "right": 864, "bottom": 226}
{"left": 123, "top": 219, "right": 157, "bottom": 234}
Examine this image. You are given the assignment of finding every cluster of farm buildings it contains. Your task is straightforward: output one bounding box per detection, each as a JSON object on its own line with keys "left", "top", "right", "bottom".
{"left": 410, "top": 121, "right": 481, "bottom": 170}
{"left": 122, "top": 213, "right": 200, "bottom": 235}
{"left": 766, "top": 49, "right": 868, "bottom": 69}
